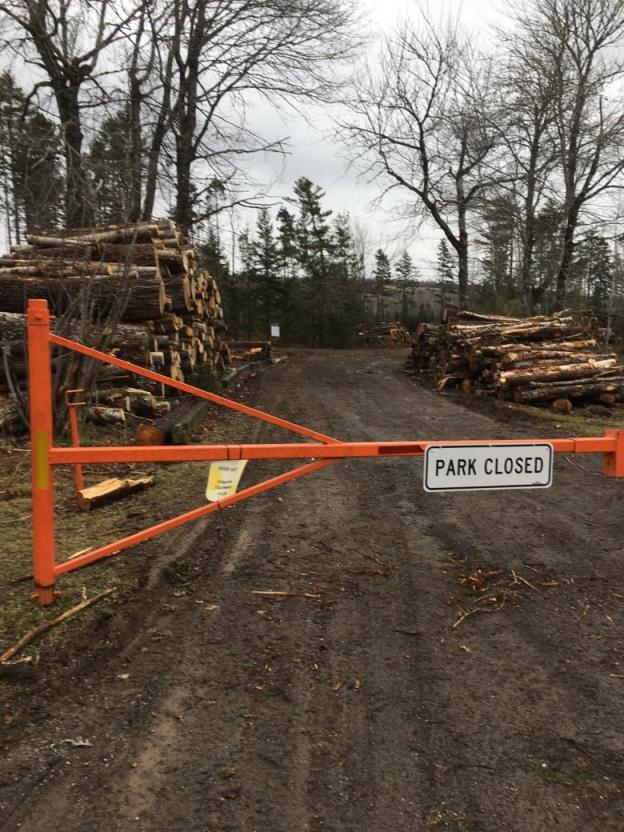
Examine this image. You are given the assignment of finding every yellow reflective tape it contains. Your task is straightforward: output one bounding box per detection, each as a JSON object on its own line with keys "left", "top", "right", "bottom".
{"left": 35, "top": 432, "right": 49, "bottom": 490}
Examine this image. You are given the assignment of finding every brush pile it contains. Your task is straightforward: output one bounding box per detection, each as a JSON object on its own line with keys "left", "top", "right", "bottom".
{"left": 0, "top": 221, "right": 230, "bottom": 413}
{"left": 408, "top": 309, "right": 624, "bottom": 409}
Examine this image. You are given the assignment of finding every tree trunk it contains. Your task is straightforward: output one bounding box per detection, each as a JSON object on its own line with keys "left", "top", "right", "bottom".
{"left": 174, "top": 130, "right": 195, "bottom": 234}
{"left": 128, "top": 76, "right": 143, "bottom": 223}
{"left": 456, "top": 186, "right": 469, "bottom": 307}
{"left": 55, "top": 83, "right": 91, "bottom": 228}
{"left": 555, "top": 205, "right": 579, "bottom": 309}
{"left": 457, "top": 231, "right": 468, "bottom": 309}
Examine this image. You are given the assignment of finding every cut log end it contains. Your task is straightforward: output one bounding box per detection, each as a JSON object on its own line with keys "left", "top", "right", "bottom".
{"left": 551, "top": 398, "right": 573, "bottom": 414}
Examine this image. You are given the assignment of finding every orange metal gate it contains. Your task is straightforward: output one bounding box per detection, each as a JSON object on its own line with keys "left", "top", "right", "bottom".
{"left": 26, "top": 299, "right": 624, "bottom": 604}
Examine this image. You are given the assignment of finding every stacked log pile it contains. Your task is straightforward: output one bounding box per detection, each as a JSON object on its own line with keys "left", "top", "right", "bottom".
{"left": 408, "top": 309, "right": 624, "bottom": 409}
{"left": 358, "top": 322, "right": 411, "bottom": 346}
{"left": 0, "top": 221, "right": 230, "bottom": 410}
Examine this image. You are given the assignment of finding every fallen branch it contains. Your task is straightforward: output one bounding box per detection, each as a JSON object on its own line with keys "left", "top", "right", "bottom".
{"left": 0, "top": 588, "right": 116, "bottom": 663}
{"left": 252, "top": 590, "right": 320, "bottom": 599}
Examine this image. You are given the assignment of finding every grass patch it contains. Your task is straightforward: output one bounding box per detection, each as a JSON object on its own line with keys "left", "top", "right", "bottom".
{"left": 497, "top": 401, "right": 624, "bottom": 435}
{"left": 0, "top": 404, "right": 257, "bottom": 714}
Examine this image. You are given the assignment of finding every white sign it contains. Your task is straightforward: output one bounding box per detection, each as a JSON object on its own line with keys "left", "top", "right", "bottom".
{"left": 424, "top": 443, "right": 553, "bottom": 492}
{"left": 206, "top": 460, "right": 248, "bottom": 501}
{"left": 270, "top": 324, "right": 280, "bottom": 338}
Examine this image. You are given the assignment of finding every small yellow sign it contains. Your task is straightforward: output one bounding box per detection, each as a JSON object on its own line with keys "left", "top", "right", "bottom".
{"left": 206, "top": 460, "right": 248, "bottom": 501}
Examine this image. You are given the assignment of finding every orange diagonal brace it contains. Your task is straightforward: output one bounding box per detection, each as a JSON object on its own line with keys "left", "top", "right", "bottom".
{"left": 49, "top": 332, "right": 341, "bottom": 445}
{"left": 55, "top": 459, "right": 337, "bottom": 575}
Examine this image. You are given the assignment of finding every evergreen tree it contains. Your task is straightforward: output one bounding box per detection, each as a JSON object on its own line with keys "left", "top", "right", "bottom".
{"left": 479, "top": 194, "right": 517, "bottom": 307}
{"left": 373, "top": 248, "right": 391, "bottom": 321}
{"left": 15, "top": 109, "right": 63, "bottom": 233}
{"left": 292, "top": 177, "right": 334, "bottom": 347}
{"left": 436, "top": 238, "right": 455, "bottom": 285}
{"left": 395, "top": 250, "right": 415, "bottom": 323}
{"left": 532, "top": 200, "right": 565, "bottom": 310}
{"left": 572, "top": 231, "right": 613, "bottom": 320}
{"left": 328, "top": 211, "right": 367, "bottom": 345}
{"left": 252, "top": 208, "right": 282, "bottom": 336}
{"left": 237, "top": 227, "right": 257, "bottom": 338}
{"left": 201, "top": 224, "right": 230, "bottom": 283}
{"left": 87, "top": 108, "right": 134, "bottom": 224}
{"left": 0, "top": 72, "right": 62, "bottom": 241}
{"left": 276, "top": 206, "right": 298, "bottom": 280}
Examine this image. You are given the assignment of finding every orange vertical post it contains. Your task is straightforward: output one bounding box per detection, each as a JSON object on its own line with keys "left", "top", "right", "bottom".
{"left": 65, "top": 389, "right": 85, "bottom": 493}
{"left": 603, "top": 429, "right": 624, "bottom": 478}
{"left": 27, "top": 299, "right": 57, "bottom": 604}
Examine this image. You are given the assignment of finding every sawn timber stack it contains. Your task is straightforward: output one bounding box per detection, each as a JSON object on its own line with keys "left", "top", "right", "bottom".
{"left": 0, "top": 220, "right": 230, "bottom": 394}
{"left": 408, "top": 309, "right": 624, "bottom": 409}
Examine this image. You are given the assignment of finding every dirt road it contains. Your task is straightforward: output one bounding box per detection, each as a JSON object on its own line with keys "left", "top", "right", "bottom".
{"left": 2, "top": 349, "right": 624, "bottom": 831}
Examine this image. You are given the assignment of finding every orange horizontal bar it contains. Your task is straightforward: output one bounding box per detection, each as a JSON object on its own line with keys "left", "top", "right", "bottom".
{"left": 49, "top": 332, "right": 341, "bottom": 446}
{"left": 55, "top": 458, "right": 337, "bottom": 576}
{"left": 49, "top": 436, "right": 616, "bottom": 466}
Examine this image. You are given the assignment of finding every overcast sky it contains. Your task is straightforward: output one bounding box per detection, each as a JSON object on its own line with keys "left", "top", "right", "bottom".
{"left": 228, "top": 0, "right": 507, "bottom": 280}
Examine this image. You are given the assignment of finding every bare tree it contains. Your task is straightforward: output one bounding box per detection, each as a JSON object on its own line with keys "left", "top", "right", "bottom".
{"left": 342, "top": 13, "right": 502, "bottom": 307}
{"left": 517, "top": 0, "right": 624, "bottom": 307}
{"left": 0, "top": 1, "right": 140, "bottom": 227}
{"left": 139, "top": 0, "right": 355, "bottom": 233}
{"left": 490, "top": 20, "right": 561, "bottom": 312}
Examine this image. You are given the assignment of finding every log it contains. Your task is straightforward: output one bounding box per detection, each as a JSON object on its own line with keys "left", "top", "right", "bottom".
{"left": 77, "top": 476, "right": 155, "bottom": 510}
{"left": 500, "top": 349, "right": 611, "bottom": 367}
{"left": 99, "top": 243, "right": 159, "bottom": 265}
{"left": 145, "top": 397, "right": 211, "bottom": 444}
{"left": 513, "top": 380, "right": 620, "bottom": 403}
{"left": 498, "top": 358, "right": 619, "bottom": 388}
{"left": 27, "top": 223, "right": 160, "bottom": 246}
{"left": 85, "top": 405, "right": 126, "bottom": 424}
{"left": 0, "top": 273, "right": 165, "bottom": 320}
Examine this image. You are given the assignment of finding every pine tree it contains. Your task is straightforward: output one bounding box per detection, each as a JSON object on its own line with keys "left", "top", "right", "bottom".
{"left": 201, "top": 225, "right": 229, "bottom": 283}
{"left": 0, "top": 72, "right": 62, "bottom": 241}
{"left": 373, "top": 248, "right": 391, "bottom": 321}
{"left": 572, "top": 231, "right": 613, "bottom": 321}
{"left": 237, "top": 227, "right": 257, "bottom": 338}
{"left": 87, "top": 108, "right": 134, "bottom": 224}
{"left": 436, "top": 238, "right": 455, "bottom": 285}
{"left": 292, "top": 177, "right": 334, "bottom": 347}
{"left": 328, "top": 211, "right": 367, "bottom": 345}
{"left": 252, "top": 208, "right": 282, "bottom": 336}
{"left": 276, "top": 206, "right": 298, "bottom": 280}
{"left": 395, "top": 250, "right": 415, "bottom": 323}
{"left": 15, "top": 109, "right": 63, "bottom": 233}
{"left": 479, "top": 194, "right": 517, "bottom": 307}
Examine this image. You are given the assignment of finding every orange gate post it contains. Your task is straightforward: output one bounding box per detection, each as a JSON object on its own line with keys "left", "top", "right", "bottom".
{"left": 28, "top": 299, "right": 58, "bottom": 604}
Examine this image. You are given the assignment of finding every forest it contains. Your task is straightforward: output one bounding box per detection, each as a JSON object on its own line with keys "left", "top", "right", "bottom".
{"left": 0, "top": 0, "right": 623, "bottom": 343}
